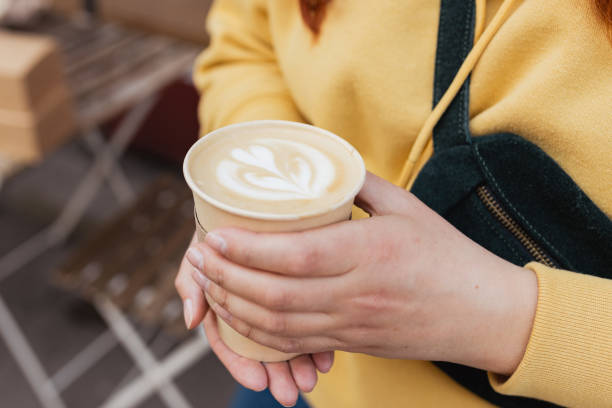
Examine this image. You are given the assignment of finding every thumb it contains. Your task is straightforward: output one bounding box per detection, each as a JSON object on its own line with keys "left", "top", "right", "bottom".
{"left": 354, "top": 171, "right": 418, "bottom": 217}
{"left": 175, "top": 233, "right": 208, "bottom": 330}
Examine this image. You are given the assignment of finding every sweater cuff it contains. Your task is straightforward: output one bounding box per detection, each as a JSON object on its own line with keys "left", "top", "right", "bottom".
{"left": 488, "top": 262, "right": 612, "bottom": 407}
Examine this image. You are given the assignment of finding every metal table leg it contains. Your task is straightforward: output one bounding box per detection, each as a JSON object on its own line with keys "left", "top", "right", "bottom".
{"left": 0, "top": 95, "right": 157, "bottom": 282}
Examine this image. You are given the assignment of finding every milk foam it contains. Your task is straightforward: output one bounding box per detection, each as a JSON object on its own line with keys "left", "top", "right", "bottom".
{"left": 188, "top": 122, "right": 364, "bottom": 217}
{"left": 216, "top": 138, "right": 336, "bottom": 201}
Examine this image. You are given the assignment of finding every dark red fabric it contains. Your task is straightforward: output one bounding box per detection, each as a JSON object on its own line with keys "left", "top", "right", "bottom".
{"left": 299, "top": 0, "right": 331, "bottom": 35}
{"left": 104, "top": 80, "right": 200, "bottom": 165}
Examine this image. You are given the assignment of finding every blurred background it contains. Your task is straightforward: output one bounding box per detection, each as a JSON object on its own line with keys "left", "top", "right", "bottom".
{"left": 0, "top": 1, "right": 238, "bottom": 407}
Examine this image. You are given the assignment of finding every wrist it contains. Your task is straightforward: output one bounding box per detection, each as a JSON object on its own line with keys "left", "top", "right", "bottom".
{"left": 448, "top": 255, "right": 538, "bottom": 375}
{"left": 486, "top": 262, "right": 538, "bottom": 375}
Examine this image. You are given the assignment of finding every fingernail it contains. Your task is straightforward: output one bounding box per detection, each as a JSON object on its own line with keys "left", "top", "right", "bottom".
{"left": 319, "top": 352, "right": 334, "bottom": 373}
{"left": 183, "top": 298, "right": 193, "bottom": 329}
{"left": 186, "top": 247, "right": 204, "bottom": 269}
{"left": 205, "top": 232, "right": 227, "bottom": 254}
{"left": 281, "top": 398, "right": 297, "bottom": 408}
{"left": 192, "top": 267, "right": 210, "bottom": 291}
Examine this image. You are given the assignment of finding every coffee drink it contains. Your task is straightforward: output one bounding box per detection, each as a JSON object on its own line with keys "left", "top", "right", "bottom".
{"left": 184, "top": 120, "right": 365, "bottom": 361}
{"left": 188, "top": 122, "right": 362, "bottom": 218}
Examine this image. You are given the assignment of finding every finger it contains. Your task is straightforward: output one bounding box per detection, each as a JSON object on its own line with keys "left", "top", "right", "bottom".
{"left": 209, "top": 300, "right": 337, "bottom": 355}
{"left": 200, "top": 222, "right": 363, "bottom": 277}
{"left": 312, "top": 351, "right": 335, "bottom": 373}
{"left": 264, "top": 362, "right": 299, "bottom": 407}
{"left": 289, "top": 355, "right": 318, "bottom": 393}
{"left": 202, "top": 310, "right": 268, "bottom": 392}
{"left": 175, "top": 234, "right": 207, "bottom": 329}
{"left": 354, "top": 171, "right": 419, "bottom": 217}
{"left": 190, "top": 244, "right": 335, "bottom": 312}
{"left": 194, "top": 269, "right": 335, "bottom": 337}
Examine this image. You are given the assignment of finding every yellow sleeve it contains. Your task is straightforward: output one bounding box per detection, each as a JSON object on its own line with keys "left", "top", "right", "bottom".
{"left": 193, "top": 0, "right": 303, "bottom": 134}
{"left": 489, "top": 262, "right": 612, "bottom": 407}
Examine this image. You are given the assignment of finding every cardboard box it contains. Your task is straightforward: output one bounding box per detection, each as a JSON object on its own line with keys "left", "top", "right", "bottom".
{"left": 98, "top": 0, "right": 212, "bottom": 44}
{"left": 0, "top": 31, "right": 75, "bottom": 165}
{"left": 0, "top": 31, "right": 66, "bottom": 112}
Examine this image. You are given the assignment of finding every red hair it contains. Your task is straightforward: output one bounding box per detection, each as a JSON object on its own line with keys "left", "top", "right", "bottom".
{"left": 595, "top": 0, "right": 612, "bottom": 36}
{"left": 300, "top": 0, "right": 612, "bottom": 40}
{"left": 299, "top": 0, "right": 331, "bottom": 35}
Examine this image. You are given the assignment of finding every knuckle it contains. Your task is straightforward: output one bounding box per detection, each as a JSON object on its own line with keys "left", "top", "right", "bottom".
{"left": 207, "top": 256, "right": 225, "bottom": 287}
{"left": 263, "top": 313, "right": 287, "bottom": 335}
{"left": 351, "top": 292, "right": 387, "bottom": 315}
{"left": 240, "top": 246, "right": 255, "bottom": 267}
{"left": 262, "top": 288, "right": 291, "bottom": 311}
{"left": 240, "top": 323, "right": 253, "bottom": 340}
{"left": 329, "top": 338, "right": 346, "bottom": 351}
{"left": 290, "top": 248, "right": 317, "bottom": 274}
{"left": 335, "top": 326, "right": 371, "bottom": 351}
{"left": 214, "top": 285, "right": 229, "bottom": 309}
{"left": 277, "top": 338, "right": 301, "bottom": 354}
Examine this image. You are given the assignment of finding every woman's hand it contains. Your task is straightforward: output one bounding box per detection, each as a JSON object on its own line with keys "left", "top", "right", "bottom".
{"left": 175, "top": 233, "right": 334, "bottom": 407}
{"left": 186, "top": 172, "right": 539, "bottom": 376}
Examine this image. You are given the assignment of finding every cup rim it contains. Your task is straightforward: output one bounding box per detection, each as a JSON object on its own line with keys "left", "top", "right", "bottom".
{"left": 183, "top": 120, "right": 366, "bottom": 221}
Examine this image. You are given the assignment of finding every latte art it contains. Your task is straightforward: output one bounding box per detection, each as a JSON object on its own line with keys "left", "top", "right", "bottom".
{"left": 187, "top": 122, "right": 364, "bottom": 217}
{"left": 217, "top": 138, "right": 336, "bottom": 201}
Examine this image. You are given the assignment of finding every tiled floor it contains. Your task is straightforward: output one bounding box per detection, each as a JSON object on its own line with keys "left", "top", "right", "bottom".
{"left": 0, "top": 138, "right": 236, "bottom": 408}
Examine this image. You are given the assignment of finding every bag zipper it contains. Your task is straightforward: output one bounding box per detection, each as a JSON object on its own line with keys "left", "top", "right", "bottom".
{"left": 476, "top": 185, "right": 558, "bottom": 268}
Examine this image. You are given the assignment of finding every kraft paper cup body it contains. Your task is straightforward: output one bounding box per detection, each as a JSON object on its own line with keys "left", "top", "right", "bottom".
{"left": 183, "top": 120, "right": 366, "bottom": 362}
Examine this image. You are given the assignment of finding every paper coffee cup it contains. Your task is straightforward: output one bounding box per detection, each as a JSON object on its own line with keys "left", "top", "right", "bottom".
{"left": 183, "top": 120, "right": 366, "bottom": 362}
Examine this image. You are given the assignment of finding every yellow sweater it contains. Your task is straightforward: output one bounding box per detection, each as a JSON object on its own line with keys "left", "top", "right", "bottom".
{"left": 193, "top": 0, "right": 612, "bottom": 406}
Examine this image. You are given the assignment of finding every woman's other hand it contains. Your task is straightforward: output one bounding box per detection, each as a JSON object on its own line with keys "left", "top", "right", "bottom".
{"left": 176, "top": 233, "right": 334, "bottom": 407}
{"left": 187, "top": 172, "right": 539, "bottom": 377}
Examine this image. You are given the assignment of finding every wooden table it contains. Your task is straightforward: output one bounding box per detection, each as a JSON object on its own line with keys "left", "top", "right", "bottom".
{"left": 33, "top": 13, "right": 201, "bottom": 131}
